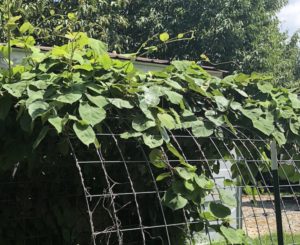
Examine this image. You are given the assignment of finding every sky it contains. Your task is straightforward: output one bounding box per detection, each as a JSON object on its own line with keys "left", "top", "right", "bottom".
{"left": 278, "top": 0, "right": 300, "bottom": 36}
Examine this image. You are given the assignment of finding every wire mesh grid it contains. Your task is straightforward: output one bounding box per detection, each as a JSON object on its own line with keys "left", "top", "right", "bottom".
{"left": 66, "top": 125, "right": 300, "bottom": 245}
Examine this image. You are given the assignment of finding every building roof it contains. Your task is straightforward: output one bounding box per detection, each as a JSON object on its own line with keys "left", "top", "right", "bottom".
{"left": 1, "top": 43, "right": 227, "bottom": 75}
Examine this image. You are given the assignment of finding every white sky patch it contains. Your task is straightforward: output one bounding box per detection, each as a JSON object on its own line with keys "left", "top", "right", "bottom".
{"left": 278, "top": 0, "right": 300, "bottom": 36}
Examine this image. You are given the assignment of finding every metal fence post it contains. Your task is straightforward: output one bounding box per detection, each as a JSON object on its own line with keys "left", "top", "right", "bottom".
{"left": 236, "top": 175, "right": 243, "bottom": 229}
{"left": 271, "top": 141, "right": 284, "bottom": 245}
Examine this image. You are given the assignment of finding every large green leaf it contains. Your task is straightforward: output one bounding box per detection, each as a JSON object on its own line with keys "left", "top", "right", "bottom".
{"left": 171, "top": 61, "right": 192, "bottom": 71}
{"left": 56, "top": 91, "right": 82, "bottom": 104}
{"left": 48, "top": 115, "right": 64, "bottom": 133}
{"left": 143, "top": 87, "right": 161, "bottom": 106}
{"left": 290, "top": 118, "right": 300, "bottom": 135}
{"left": 289, "top": 93, "right": 300, "bottom": 109}
{"left": 132, "top": 115, "right": 156, "bottom": 132}
{"left": 280, "top": 106, "right": 295, "bottom": 119}
{"left": 200, "top": 211, "right": 217, "bottom": 221}
{"left": 3, "top": 81, "right": 27, "bottom": 98}
{"left": 165, "top": 79, "right": 183, "bottom": 90}
{"left": 194, "top": 175, "right": 214, "bottom": 190}
{"left": 209, "top": 202, "right": 231, "bottom": 218}
{"left": 99, "top": 53, "right": 113, "bottom": 70}
{"left": 79, "top": 102, "right": 106, "bottom": 126}
{"left": 28, "top": 100, "right": 50, "bottom": 120}
{"left": 149, "top": 149, "right": 167, "bottom": 168}
{"left": 214, "top": 96, "right": 230, "bottom": 112}
{"left": 175, "top": 167, "right": 195, "bottom": 180}
{"left": 73, "top": 122, "right": 96, "bottom": 146}
{"left": 257, "top": 82, "right": 273, "bottom": 94}
{"left": 109, "top": 98, "right": 133, "bottom": 109}
{"left": 278, "top": 164, "right": 296, "bottom": 180}
{"left": 240, "top": 108, "right": 263, "bottom": 120}
{"left": 88, "top": 38, "right": 107, "bottom": 56}
{"left": 165, "top": 90, "right": 183, "bottom": 104}
{"left": 139, "top": 100, "right": 155, "bottom": 120}
{"left": 272, "top": 130, "right": 286, "bottom": 146}
{"left": 143, "top": 132, "right": 163, "bottom": 148}
{"left": 21, "top": 72, "right": 36, "bottom": 80}
{"left": 219, "top": 189, "right": 236, "bottom": 207}
{"left": 20, "top": 21, "right": 34, "bottom": 34}
{"left": 205, "top": 110, "right": 224, "bottom": 126}
{"left": 252, "top": 117, "right": 274, "bottom": 136}
{"left": 192, "top": 121, "right": 214, "bottom": 137}
{"left": 157, "top": 113, "right": 176, "bottom": 129}
{"left": 159, "top": 126, "right": 170, "bottom": 142}
{"left": 162, "top": 190, "right": 188, "bottom": 210}
{"left": 220, "top": 226, "right": 244, "bottom": 244}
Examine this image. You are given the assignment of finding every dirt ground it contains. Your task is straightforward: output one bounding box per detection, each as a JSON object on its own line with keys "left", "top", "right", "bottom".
{"left": 242, "top": 195, "right": 300, "bottom": 238}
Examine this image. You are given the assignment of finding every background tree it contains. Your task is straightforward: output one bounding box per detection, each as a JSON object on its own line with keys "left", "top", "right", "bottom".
{"left": 0, "top": 0, "right": 299, "bottom": 85}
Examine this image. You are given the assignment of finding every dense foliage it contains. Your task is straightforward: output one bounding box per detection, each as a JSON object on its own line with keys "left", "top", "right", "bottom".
{"left": 1, "top": 0, "right": 299, "bottom": 85}
{"left": 1, "top": 12, "right": 300, "bottom": 241}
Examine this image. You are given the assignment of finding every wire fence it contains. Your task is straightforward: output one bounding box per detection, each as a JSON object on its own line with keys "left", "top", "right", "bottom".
{"left": 1, "top": 126, "right": 300, "bottom": 244}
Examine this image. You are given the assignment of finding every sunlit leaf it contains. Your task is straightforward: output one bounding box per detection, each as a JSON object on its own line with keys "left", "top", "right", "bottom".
{"left": 73, "top": 122, "right": 96, "bottom": 146}
{"left": 159, "top": 32, "right": 170, "bottom": 42}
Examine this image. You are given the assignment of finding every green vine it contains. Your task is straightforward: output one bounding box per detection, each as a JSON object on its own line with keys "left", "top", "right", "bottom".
{"left": 1, "top": 17, "right": 300, "bottom": 244}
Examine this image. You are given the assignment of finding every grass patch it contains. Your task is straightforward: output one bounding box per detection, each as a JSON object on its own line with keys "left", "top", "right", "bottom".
{"left": 212, "top": 233, "right": 300, "bottom": 244}
{"left": 252, "top": 233, "right": 300, "bottom": 244}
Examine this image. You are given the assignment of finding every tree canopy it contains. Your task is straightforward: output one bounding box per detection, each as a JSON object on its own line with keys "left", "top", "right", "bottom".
{"left": 0, "top": 0, "right": 299, "bottom": 84}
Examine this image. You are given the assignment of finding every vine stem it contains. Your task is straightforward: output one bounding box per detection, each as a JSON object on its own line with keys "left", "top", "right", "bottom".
{"left": 6, "top": 0, "right": 12, "bottom": 83}
{"left": 68, "top": 138, "right": 97, "bottom": 245}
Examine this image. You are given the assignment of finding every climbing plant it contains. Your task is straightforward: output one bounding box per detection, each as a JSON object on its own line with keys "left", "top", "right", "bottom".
{"left": 1, "top": 15, "right": 300, "bottom": 244}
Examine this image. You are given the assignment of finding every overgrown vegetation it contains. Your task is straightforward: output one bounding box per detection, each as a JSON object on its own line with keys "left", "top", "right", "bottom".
{"left": 1, "top": 10, "right": 300, "bottom": 243}
{"left": 0, "top": 0, "right": 299, "bottom": 85}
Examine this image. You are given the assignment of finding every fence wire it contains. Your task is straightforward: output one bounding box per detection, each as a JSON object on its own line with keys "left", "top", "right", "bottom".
{"left": 1, "top": 125, "right": 300, "bottom": 244}
{"left": 66, "top": 126, "right": 300, "bottom": 245}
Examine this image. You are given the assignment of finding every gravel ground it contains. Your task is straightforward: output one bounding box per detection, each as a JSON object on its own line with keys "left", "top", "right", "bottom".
{"left": 242, "top": 195, "right": 300, "bottom": 238}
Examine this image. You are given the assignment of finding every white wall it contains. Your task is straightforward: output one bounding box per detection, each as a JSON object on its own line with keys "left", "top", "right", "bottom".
{"left": 0, "top": 48, "right": 224, "bottom": 77}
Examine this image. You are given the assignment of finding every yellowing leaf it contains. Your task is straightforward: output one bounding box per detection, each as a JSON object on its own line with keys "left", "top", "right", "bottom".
{"left": 19, "top": 22, "right": 34, "bottom": 34}
{"left": 200, "top": 53, "right": 210, "bottom": 62}
{"left": 159, "top": 32, "right": 170, "bottom": 42}
{"left": 67, "top": 13, "right": 77, "bottom": 21}
{"left": 177, "top": 33, "right": 184, "bottom": 38}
